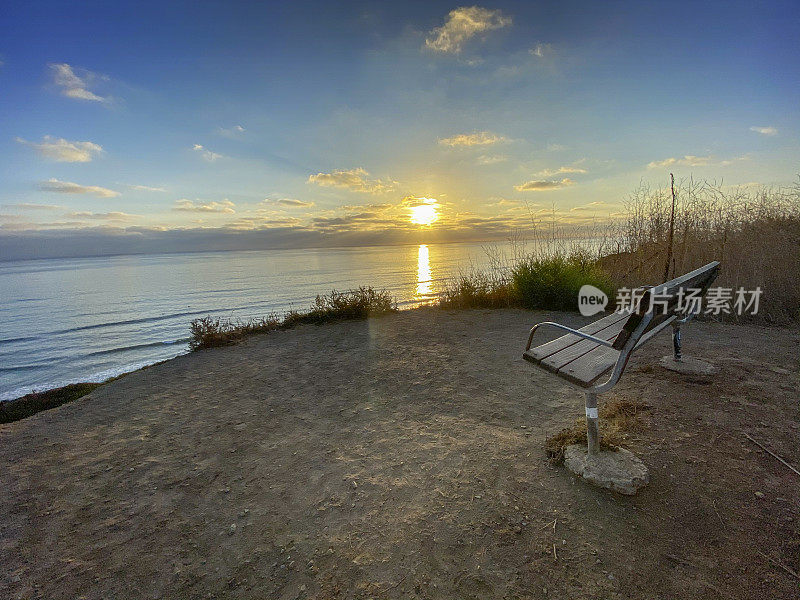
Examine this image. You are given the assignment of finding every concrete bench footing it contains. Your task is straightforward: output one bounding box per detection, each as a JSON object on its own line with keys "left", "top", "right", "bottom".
{"left": 564, "top": 445, "right": 650, "bottom": 495}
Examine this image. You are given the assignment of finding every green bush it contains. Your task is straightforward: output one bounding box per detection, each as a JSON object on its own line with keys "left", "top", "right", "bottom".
{"left": 511, "top": 252, "right": 615, "bottom": 311}
{"left": 438, "top": 274, "right": 515, "bottom": 309}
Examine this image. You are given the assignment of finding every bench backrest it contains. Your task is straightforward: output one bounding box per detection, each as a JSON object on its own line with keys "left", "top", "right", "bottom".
{"left": 612, "top": 261, "right": 720, "bottom": 351}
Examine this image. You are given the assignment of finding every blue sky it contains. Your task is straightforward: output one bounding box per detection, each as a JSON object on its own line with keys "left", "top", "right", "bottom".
{"left": 0, "top": 1, "right": 798, "bottom": 257}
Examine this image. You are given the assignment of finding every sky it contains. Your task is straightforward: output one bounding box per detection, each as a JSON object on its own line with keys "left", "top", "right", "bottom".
{"left": 0, "top": 1, "right": 798, "bottom": 259}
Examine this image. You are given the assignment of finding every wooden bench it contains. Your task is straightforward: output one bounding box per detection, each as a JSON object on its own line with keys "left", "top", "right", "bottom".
{"left": 523, "top": 261, "right": 720, "bottom": 454}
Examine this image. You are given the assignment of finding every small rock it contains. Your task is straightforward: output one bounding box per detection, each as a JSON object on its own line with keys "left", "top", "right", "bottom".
{"left": 228, "top": 524, "right": 237, "bottom": 535}
{"left": 754, "top": 491, "right": 765, "bottom": 499}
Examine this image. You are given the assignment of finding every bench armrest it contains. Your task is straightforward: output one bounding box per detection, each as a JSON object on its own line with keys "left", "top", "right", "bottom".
{"left": 525, "top": 321, "right": 615, "bottom": 351}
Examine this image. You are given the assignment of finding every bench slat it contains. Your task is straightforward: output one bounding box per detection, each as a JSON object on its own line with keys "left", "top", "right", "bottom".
{"left": 525, "top": 311, "right": 629, "bottom": 362}
{"left": 557, "top": 345, "right": 619, "bottom": 387}
{"left": 536, "top": 319, "right": 627, "bottom": 371}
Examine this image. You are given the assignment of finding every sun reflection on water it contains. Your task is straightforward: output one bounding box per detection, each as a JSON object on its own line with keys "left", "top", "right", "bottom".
{"left": 416, "top": 244, "right": 432, "bottom": 298}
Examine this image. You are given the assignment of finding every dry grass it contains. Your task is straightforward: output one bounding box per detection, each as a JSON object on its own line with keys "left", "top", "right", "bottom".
{"left": 602, "top": 178, "right": 800, "bottom": 322}
{"left": 544, "top": 397, "right": 650, "bottom": 464}
{"left": 189, "top": 287, "right": 396, "bottom": 351}
{"left": 439, "top": 178, "right": 799, "bottom": 322}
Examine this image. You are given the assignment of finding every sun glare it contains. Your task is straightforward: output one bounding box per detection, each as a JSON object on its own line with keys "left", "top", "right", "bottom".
{"left": 416, "top": 244, "right": 432, "bottom": 297}
{"left": 409, "top": 200, "right": 439, "bottom": 226}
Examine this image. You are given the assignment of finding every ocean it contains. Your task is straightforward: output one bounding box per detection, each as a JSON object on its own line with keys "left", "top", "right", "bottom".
{"left": 0, "top": 241, "right": 518, "bottom": 401}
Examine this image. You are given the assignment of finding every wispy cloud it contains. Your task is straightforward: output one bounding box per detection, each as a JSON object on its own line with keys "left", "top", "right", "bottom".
{"left": 477, "top": 154, "right": 507, "bottom": 165}
{"left": 174, "top": 199, "right": 235, "bottom": 213}
{"left": 529, "top": 42, "right": 553, "bottom": 57}
{"left": 570, "top": 201, "right": 614, "bottom": 212}
{"left": 400, "top": 195, "right": 439, "bottom": 208}
{"left": 127, "top": 184, "right": 166, "bottom": 192}
{"left": 217, "top": 125, "right": 246, "bottom": 139}
{"left": 16, "top": 135, "right": 103, "bottom": 162}
{"left": 514, "top": 178, "right": 574, "bottom": 191}
{"left": 486, "top": 197, "right": 521, "bottom": 207}
{"left": 439, "top": 131, "right": 507, "bottom": 147}
{"left": 39, "top": 178, "right": 120, "bottom": 198}
{"left": 49, "top": 63, "right": 109, "bottom": 102}
{"left": 3, "top": 203, "right": 63, "bottom": 211}
{"left": 307, "top": 167, "right": 398, "bottom": 194}
{"left": 535, "top": 166, "right": 587, "bottom": 177}
{"left": 262, "top": 197, "right": 315, "bottom": 208}
{"left": 425, "top": 6, "right": 512, "bottom": 54}
{"left": 67, "top": 211, "right": 139, "bottom": 221}
{"left": 647, "top": 155, "right": 747, "bottom": 169}
{"left": 749, "top": 125, "right": 778, "bottom": 136}
{"left": 192, "top": 144, "right": 224, "bottom": 162}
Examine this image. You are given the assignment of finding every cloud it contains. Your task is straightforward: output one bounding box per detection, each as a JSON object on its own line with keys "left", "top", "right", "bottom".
{"left": 529, "top": 43, "right": 553, "bottom": 57}
{"left": 262, "top": 198, "right": 315, "bottom": 208}
{"left": 226, "top": 216, "right": 303, "bottom": 230}
{"left": 39, "top": 178, "right": 120, "bottom": 198}
{"left": 477, "top": 154, "right": 507, "bottom": 165}
{"left": 401, "top": 196, "right": 439, "bottom": 208}
{"left": 3, "top": 203, "right": 63, "bottom": 211}
{"left": 217, "top": 125, "right": 246, "bottom": 139}
{"left": 570, "top": 201, "right": 613, "bottom": 212}
{"left": 339, "top": 203, "right": 393, "bottom": 211}
{"left": 127, "top": 184, "right": 166, "bottom": 192}
{"left": 173, "top": 199, "right": 235, "bottom": 214}
{"left": 307, "top": 167, "right": 398, "bottom": 194}
{"left": 749, "top": 126, "right": 778, "bottom": 136}
{"left": 425, "top": 6, "right": 512, "bottom": 54}
{"left": 514, "top": 178, "right": 574, "bottom": 191}
{"left": 647, "top": 155, "right": 747, "bottom": 169}
{"left": 439, "top": 131, "right": 507, "bottom": 147}
{"left": 486, "top": 197, "right": 520, "bottom": 207}
{"left": 16, "top": 135, "right": 103, "bottom": 162}
{"left": 647, "top": 155, "right": 711, "bottom": 169}
{"left": 192, "top": 144, "right": 224, "bottom": 162}
{"left": 49, "top": 63, "right": 108, "bottom": 102}
{"left": 67, "top": 211, "right": 139, "bottom": 221}
{"left": 535, "top": 166, "right": 587, "bottom": 177}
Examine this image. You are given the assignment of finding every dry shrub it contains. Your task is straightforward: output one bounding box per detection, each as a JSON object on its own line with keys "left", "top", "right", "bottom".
{"left": 602, "top": 178, "right": 800, "bottom": 323}
{"left": 190, "top": 287, "right": 396, "bottom": 351}
{"left": 545, "top": 397, "right": 650, "bottom": 464}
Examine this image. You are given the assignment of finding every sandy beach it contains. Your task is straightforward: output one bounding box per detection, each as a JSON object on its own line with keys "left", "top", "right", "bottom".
{"left": 2, "top": 308, "right": 799, "bottom": 599}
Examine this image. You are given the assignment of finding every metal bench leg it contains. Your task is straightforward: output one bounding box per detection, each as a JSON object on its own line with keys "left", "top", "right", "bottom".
{"left": 585, "top": 392, "right": 599, "bottom": 455}
{"left": 672, "top": 323, "right": 682, "bottom": 361}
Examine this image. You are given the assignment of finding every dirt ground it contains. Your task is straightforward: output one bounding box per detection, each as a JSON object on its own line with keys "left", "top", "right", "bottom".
{"left": 2, "top": 308, "right": 799, "bottom": 600}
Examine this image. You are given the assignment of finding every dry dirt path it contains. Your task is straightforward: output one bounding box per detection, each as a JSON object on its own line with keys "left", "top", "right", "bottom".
{"left": 2, "top": 308, "right": 799, "bottom": 599}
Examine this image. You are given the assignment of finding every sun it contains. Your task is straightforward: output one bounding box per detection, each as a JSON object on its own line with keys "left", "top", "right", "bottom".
{"left": 409, "top": 200, "right": 439, "bottom": 226}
